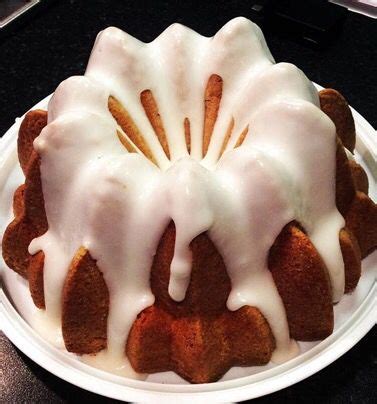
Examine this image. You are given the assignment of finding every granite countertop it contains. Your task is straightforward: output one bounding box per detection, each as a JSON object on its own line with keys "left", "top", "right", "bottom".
{"left": 0, "top": 1, "right": 376, "bottom": 403}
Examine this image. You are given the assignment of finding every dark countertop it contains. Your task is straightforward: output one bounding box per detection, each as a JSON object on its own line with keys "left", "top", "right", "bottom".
{"left": 0, "top": 1, "right": 376, "bottom": 403}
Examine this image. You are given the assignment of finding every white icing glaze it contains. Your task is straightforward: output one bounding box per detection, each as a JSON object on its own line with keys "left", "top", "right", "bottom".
{"left": 26, "top": 17, "right": 346, "bottom": 378}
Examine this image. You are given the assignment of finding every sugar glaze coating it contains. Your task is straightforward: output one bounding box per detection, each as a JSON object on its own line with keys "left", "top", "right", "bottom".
{"left": 29, "top": 18, "right": 344, "bottom": 377}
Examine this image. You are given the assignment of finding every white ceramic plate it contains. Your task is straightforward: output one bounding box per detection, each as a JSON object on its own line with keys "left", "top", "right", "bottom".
{"left": 0, "top": 93, "right": 376, "bottom": 403}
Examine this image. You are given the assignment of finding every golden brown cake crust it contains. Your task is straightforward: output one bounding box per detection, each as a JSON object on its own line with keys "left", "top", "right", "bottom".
{"left": 62, "top": 247, "right": 109, "bottom": 354}
{"left": 269, "top": 222, "right": 334, "bottom": 340}
{"left": 18, "top": 110, "right": 47, "bottom": 174}
{"left": 2, "top": 148, "right": 47, "bottom": 278}
{"left": 345, "top": 191, "right": 377, "bottom": 258}
{"left": 349, "top": 160, "right": 369, "bottom": 194}
{"left": 108, "top": 96, "right": 158, "bottom": 165}
{"left": 126, "top": 305, "right": 173, "bottom": 374}
{"left": 140, "top": 89, "right": 171, "bottom": 159}
{"left": 340, "top": 228, "right": 361, "bottom": 293}
{"left": 319, "top": 89, "right": 356, "bottom": 153}
{"left": 336, "top": 138, "right": 356, "bottom": 217}
{"left": 170, "top": 314, "right": 228, "bottom": 383}
{"left": 203, "top": 74, "right": 223, "bottom": 157}
{"left": 13, "top": 184, "right": 25, "bottom": 217}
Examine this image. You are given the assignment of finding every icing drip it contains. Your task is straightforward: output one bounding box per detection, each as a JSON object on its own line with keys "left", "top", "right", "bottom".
{"left": 27, "top": 17, "right": 345, "bottom": 377}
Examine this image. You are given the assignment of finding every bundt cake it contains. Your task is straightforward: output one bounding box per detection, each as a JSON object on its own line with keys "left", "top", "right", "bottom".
{"left": 2, "top": 17, "right": 377, "bottom": 383}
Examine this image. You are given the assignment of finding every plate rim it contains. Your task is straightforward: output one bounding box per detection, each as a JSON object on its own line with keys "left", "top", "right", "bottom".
{"left": 0, "top": 90, "right": 376, "bottom": 403}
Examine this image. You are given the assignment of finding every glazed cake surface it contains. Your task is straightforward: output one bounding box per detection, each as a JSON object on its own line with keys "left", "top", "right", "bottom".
{"left": 2, "top": 17, "right": 377, "bottom": 383}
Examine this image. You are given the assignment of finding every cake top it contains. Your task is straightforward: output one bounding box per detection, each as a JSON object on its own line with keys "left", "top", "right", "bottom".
{"left": 30, "top": 18, "right": 344, "bottom": 377}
